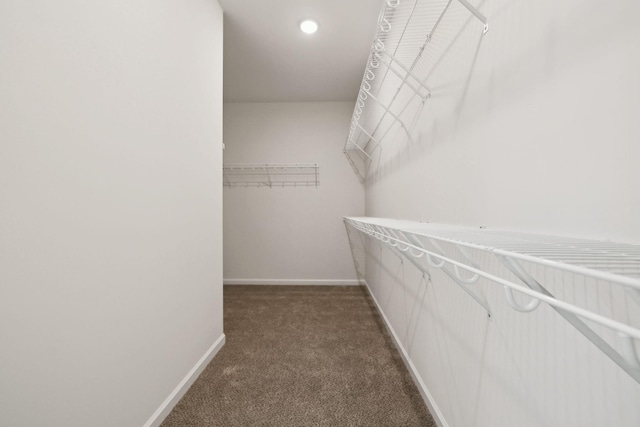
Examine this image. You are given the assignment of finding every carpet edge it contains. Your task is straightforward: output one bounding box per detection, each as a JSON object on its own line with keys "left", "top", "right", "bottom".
{"left": 362, "top": 280, "right": 450, "bottom": 427}
{"left": 143, "top": 333, "right": 226, "bottom": 427}
{"left": 223, "top": 279, "right": 363, "bottom": 286}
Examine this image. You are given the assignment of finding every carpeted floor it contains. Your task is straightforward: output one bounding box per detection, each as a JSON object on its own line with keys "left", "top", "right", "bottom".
{"left": 161, "top": 285, "right": 436, "bottom": 426}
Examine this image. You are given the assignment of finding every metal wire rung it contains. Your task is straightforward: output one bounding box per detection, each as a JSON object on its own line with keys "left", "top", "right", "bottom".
{"left": 343, "top": 216, "right": 640, "bottom": 384}
{"left": 223, "top": 163, "right": 319, "bottom": 188}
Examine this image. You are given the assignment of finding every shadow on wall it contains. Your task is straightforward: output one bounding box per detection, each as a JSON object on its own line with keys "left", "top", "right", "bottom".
{"left": 365, "top": 0, "right": 490, "bottom": 185}
{"left": 363, "top": 0, "right": 633, "bottom": 187}
{"left": 353, "top": 232, "right": 555, "bottom": 426}
{"left": 344, "top": 217, "right": 640, "bottom": 426}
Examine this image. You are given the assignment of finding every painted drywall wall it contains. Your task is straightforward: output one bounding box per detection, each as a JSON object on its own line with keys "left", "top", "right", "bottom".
{"left": 365, "top": 0, "right": 640, "bottom": 243}
{"left": 358, "top": 0, "right": 640, "bottom": 426}
{"left": 0, "top": 1, "right": 224, "bottom": 426}
{"left": 223, "top": 102, "right": 364, "bottom": 284}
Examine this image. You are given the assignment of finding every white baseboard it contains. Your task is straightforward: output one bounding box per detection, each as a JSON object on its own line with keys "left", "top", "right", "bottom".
{"left": 143, "top": 334, "right": 226, "bottom": 427}
{"left": 223, "top": 279, "right": 362, "bottom": 286}
{"left": 362, "top": 281, "right": 449, "bottom": 427}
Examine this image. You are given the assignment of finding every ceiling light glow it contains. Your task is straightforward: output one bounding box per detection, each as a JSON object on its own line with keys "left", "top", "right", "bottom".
{"left": 300, "top": 19, "right": 318, "bottom": 34}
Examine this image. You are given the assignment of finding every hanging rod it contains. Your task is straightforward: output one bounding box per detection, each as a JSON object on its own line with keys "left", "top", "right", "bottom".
{"left": 344, "top": 216, "right": 640, "bottom": 383}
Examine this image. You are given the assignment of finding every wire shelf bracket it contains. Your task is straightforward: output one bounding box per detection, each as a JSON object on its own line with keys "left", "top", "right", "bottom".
{"left": 344, "top": 216, "right": 640, "bottom": 383}
{"left": 457, "top": 0, "right": 489, "bottom": 33}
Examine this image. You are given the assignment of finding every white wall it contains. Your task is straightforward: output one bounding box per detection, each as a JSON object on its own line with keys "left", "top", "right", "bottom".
{"left": 360, "top": 0, "right": 640, "bottom": 426}
{"left": 223, "top": 102, "right": 364, "bottom": 285}
{"left": 0, "top": 1, "right": 224, "bottom": 426}
{"left": 366, "top": 0, "right": 640, "bottom": 243}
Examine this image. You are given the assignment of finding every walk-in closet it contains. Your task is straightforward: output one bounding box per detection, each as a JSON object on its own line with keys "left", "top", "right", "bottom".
{"left": 2, "top": 0, "right": 639, "bottom": 426}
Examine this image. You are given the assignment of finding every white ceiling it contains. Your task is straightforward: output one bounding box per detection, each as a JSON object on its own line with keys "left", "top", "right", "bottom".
{"left": 217, "top": 0, "right": 382, "bottom": 103}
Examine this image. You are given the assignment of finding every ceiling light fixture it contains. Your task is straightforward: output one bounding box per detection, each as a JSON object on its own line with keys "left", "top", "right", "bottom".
{"left": 300, "top": 19, "right": 318, "bottom": 34}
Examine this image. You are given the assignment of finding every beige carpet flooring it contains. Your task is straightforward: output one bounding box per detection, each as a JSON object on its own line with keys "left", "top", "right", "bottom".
{"left": 161, "top": 285, "right": 436, "bottom": 426}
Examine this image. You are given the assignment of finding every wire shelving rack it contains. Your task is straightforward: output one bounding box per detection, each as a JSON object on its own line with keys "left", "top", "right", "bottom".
{"left": 223, "top": 163, "right": 319, "bottom": 188}
{"left": 344, "top": 0, "right": 488, "bottom": 181}
{"left": 344, "top": 216, "right": 640, "bottom": 384}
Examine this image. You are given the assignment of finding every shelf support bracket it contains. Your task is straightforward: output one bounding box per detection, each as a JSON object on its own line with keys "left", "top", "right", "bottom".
{"left": 264, "top": 165, "right": 272, "bottom": 188}
{"left": 457, "top": 0, "right": 489, "bottom": 33}
{"left": 497, "top": 255, "right": 640, "bottom": 383}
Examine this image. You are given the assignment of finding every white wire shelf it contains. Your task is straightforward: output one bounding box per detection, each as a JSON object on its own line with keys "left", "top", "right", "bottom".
{"left": 344, "top": 0, "right": 488, "bottom": 181}
{"left": 344, "top": 216, "right": 640, "bottom": 383}
{"left": 223, "top": 163, "right": 319, "bottom": 188}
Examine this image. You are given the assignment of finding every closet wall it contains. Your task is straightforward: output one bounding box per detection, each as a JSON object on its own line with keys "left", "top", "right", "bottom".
{"left": 0, "top": 1, "right": 224, "bottom": 426}
{"left": 223, "top": 102, "right": 364, "bottom": 285}
{"left": 358, "top": 0, "right": 640, "bottom": 426}
{"left": 365, "top": 0, "right": 640, "bottom": 242}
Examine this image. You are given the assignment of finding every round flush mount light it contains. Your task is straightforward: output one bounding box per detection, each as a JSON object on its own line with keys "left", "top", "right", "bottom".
{"left": 300, "top": 19, "right": 318, "bottom": 34}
